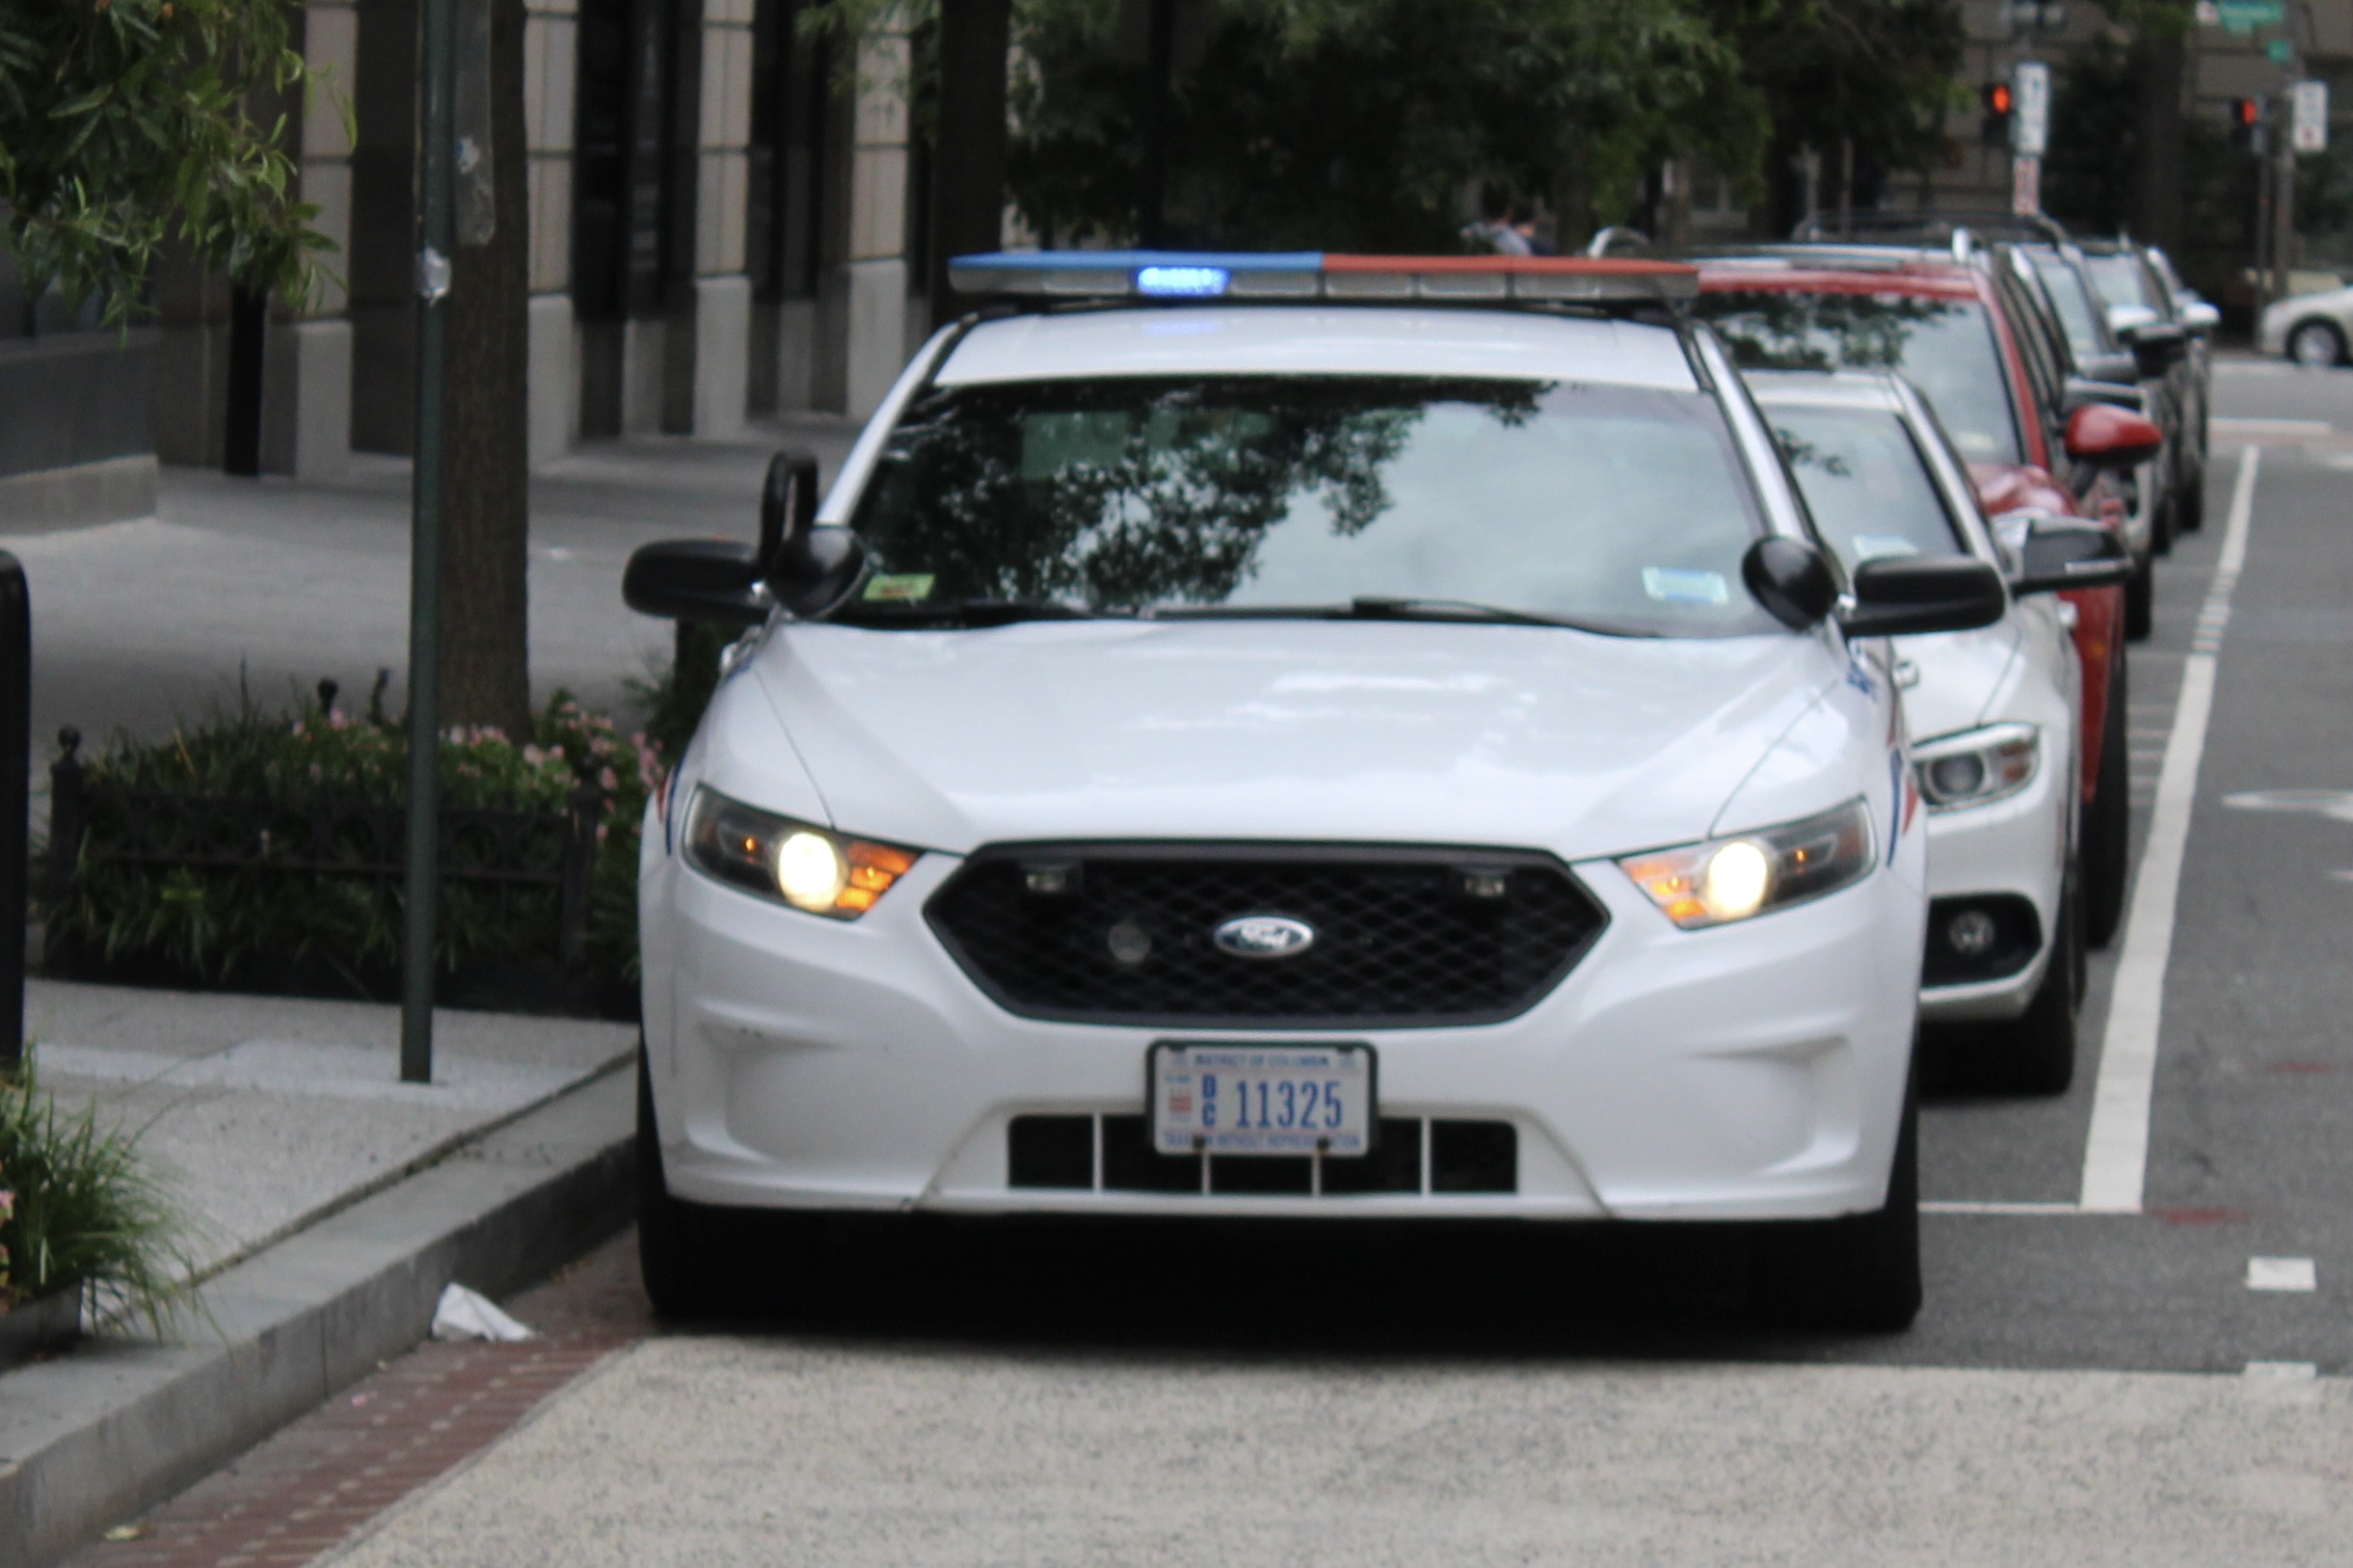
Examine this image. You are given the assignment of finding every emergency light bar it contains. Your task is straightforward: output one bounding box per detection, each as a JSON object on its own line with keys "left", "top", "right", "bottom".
{"left": 948, "top": 250, "right": 1698, "bottom": 305}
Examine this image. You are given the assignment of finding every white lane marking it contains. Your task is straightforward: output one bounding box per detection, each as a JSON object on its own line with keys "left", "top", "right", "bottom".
{"left": 2211, "top": 416, "right": 2333, "bottom": 436}
{"left": 2245, "top": 1361, "right": 2320, "bottom": 1379}
{"left": 2079, "top": 446, "right": 2260, "bottom": 1213}
{"left": 1921, "top": 1200, "right": 2087, "bottom": 1215}
{"left": 2223, "top": 788, "right": 2353, "bottom": 822}
{"left": 2247, "top": 1257, "right": 2319, "bottom": 1291}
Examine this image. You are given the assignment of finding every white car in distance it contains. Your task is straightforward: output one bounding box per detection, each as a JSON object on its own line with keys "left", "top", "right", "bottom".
{"left": 622, "top": 252, "right": 2013, "bottom": 1332}
{"left": 1750, "top": 370, "right": 2128, "bottom": 1093}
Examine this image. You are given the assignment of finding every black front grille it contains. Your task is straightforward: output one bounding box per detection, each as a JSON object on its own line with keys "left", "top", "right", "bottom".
{"left": 927, "top": 843, "right": 1605, "bottom": 1027}
{"left": 1007, "top": 1115, "right": 1517, "bottom": 1195}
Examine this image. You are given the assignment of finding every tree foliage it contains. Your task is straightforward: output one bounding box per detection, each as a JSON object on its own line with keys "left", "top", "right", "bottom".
{"left": 1004, "top": 0, "right": 1761, "bottom": 250}
{"left": 0, "top": 0, "right": 336, "bottom": 323}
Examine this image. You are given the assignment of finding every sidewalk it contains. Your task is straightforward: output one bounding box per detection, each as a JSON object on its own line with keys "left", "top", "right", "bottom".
{"left": 1, "top": 978, "right": 639, "bottom": 1568}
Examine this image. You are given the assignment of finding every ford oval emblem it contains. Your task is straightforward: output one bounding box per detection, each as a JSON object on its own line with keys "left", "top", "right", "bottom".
{"left": 1212, "top": 915, "right": 1317, "bottom": 960}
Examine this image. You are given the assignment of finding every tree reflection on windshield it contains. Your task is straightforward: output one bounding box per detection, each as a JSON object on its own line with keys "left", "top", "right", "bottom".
{"left": 1695, "top": 289, "right": 2021, "bottom": 464}
{"left": 842, "top": 374, "right": 1777, "bottom": 637}
{"left": 852, "top": 378, "right": 1535, "bottom": 611}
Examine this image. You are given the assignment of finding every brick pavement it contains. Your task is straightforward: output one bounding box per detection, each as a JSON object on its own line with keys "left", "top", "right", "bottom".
{"left": 59, "top": 1236, "right": 653, "bottom": 1568}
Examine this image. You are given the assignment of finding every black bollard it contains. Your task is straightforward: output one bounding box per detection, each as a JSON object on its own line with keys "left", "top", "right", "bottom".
{"left": 0, "top": 556, "right": 29, "bottom": 1070}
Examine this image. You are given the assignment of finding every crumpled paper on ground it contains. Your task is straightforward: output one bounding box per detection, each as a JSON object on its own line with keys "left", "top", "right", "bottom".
{"left": 429, "top": 1282, "right": 534, "bottom": 1342}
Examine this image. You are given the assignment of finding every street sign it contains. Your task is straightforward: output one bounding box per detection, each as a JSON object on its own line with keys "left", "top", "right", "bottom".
{"left": 2216, "top": 0, "right": 2284, "bottom": 30}
{"left": 2294, "top": 79, "right": 2330, "bottom": 152}
{"left": 2013, "top": 154, "right": 2043, "bottom": 217}
{"left": 2267, "top": 37, "right": 2294, "bottom": 64}
{"left": 2013, "top": 61, "right": 2051, "bottom": 157}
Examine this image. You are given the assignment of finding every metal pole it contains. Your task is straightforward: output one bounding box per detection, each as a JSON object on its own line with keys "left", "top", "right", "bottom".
{"left": 403, "top": 0, "right": 458, "bottom": 1084}
{"left": 2274, "top": 96, "right": 2298, "bottom": 308}
{"left": 0, "top": 556, "right": 27, "bottom": 1073}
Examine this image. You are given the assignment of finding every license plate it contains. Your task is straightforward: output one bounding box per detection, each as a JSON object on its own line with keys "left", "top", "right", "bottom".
{"left": 1148, "top": 1043, "right": 1376, "bottom": 1157}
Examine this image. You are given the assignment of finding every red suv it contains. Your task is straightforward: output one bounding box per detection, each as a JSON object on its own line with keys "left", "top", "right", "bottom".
{"left": 1693, "top": 247, "right": 2159, "bottom": 947}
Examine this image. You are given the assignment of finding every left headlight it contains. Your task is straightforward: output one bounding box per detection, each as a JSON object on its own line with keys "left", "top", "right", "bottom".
{"left": 683, "top": 787, "right": 919, "bottom": 918}
{"left": 1912, "top": 723, "right": 2039, "bottom": 811}
{"left": 1618, "top": 798, "right": 1876, "bottom": 930}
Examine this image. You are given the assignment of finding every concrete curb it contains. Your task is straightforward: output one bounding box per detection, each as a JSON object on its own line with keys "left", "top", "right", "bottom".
{"left": 0, "top": 1063, "right": 635, "bottom": 1568}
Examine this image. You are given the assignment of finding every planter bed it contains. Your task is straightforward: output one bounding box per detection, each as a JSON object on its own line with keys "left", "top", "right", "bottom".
{"left": 0, "top": 1280, "right": 81, "bottom": 1372}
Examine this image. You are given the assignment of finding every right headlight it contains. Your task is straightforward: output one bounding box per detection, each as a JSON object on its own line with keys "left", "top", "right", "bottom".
{"left": 1618, "top": 798, "right": 1876, "bottom": 930}
{"left": 1912, "top": 723, "right": 2039, "bottom": 811}
{"left": 682, "top": 787, "right": 919, "bottom": 918}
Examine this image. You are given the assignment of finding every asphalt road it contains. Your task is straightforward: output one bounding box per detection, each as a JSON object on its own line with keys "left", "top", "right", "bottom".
{"left": 51, "top": 359, "right": 2353, "bottom": 1564}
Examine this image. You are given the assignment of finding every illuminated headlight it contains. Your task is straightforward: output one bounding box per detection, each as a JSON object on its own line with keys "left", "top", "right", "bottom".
{"left": 1618, "top": 799, "right": 1876, "bottom": 930}
{"left": 683, "top": 787, "right": 918, "bottom": 918}
{"left": 1913, "top": 723, "right": 2039, "bottom": 811}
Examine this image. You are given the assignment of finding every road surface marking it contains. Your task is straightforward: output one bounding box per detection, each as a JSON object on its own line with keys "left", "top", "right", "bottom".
{"left": 2211, "top": 416, "right": 2332, "bottom": 437}
{"left": 1920, "top": 1200, "right": 2087, "bottom": 1215}
{"left": 2245, "top": 1361, "right": 2320, "bottom": 1379}
{"left": 2079, "top": 446, "right": 2259, "bottom": 1214}
{"left": 2247, "top": 1257, "right": 2318, "bottom": 1291}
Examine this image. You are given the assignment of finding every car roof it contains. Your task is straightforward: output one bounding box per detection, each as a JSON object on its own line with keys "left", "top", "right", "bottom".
{"left": 935, "top": 306, "right": 1701, "bottom": 390}
{"left": 1742, "top": 368, "right": 1912, "bottom": 412}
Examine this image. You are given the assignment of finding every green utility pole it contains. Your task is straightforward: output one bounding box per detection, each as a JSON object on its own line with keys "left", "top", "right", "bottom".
{"left": 403, "top": 0, "right": 458, "bottom": 1084}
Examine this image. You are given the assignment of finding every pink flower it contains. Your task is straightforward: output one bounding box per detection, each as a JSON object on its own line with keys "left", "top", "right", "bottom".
{"left": 521, "top": 744, "right": 546, "bottom": 766}
{"left": 591, "top": 735, "right": 613, "bottom": 757}
{"left": 329, "top": 709, "right": 348, "bottom": 730}
{"left": 548, "top": 745, "right": 565, "bottom": 762}
{"left": 600, "top": 767, "right": 619, "bottom": 793}
{"left": 596, "top": 823, "right": 610, "bottom": 843}
{"left": 290, "top": 722, "right": 306, "bottom": 737}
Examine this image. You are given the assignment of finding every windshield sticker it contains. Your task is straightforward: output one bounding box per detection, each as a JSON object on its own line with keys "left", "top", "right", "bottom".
{"left": 862, "top": 572, "right": 937, "bottom": 603}
{"left": 1851, "top": 535, "right": 1921, "bottom": 562}
{"left": 1641, "top": 568, "right": 1728, "bottom": 605}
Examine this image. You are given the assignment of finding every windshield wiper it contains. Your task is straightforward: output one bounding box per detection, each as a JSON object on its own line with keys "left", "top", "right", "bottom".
{"left": 1153, "top": 598, "right": 1654, "bottom": 637}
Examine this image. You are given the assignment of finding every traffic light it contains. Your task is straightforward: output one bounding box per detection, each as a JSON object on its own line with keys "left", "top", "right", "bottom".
{"left": 1982, "top": 81, "right": 2015, "bottom": 146}
{"left": 2230, "top": 96, "right": 2263, "bottom": 153}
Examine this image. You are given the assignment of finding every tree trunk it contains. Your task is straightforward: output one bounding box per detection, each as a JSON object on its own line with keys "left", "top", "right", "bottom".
{"left": 930, "top": 0, "right": 1013, "bottom": 327}
{"left": 2131, "top": 27, "right": 2185, "bottom": 253}
{"left": 437, "top": 0, "right": 533, "bottom": 737}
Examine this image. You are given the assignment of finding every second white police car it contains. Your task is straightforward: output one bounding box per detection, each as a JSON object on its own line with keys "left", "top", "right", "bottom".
{"left": 623, "top": 252, "right": 2018, "bottom": 1331}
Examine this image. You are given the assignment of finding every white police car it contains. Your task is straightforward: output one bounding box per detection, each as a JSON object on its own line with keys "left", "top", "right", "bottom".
{"left": 1750, "top": 370, "right": 2129, "bottom": 1095}
{"left": 623, "top": 252, "right": 2011, "bottom": 1330}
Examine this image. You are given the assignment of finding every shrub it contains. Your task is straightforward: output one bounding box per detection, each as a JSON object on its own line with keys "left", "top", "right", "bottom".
{"left": 0, "top": 1060, "right": 198, "bottom": 1333}
{"left": 44, "top": 683, "right": 662, "bottom": 997}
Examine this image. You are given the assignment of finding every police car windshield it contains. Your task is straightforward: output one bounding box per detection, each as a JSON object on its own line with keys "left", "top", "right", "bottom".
{"left": 842, "top": 375, "right": 1778, "bottom": 637}
{"left": 1768, "top": 407, "right": 1966, "bottom": 576}
{"left": 1696, "top": 290, "right": 2022, "bottom": 465}
{"left": 2084, "top": 253, "right": 2152, "bottom": 311}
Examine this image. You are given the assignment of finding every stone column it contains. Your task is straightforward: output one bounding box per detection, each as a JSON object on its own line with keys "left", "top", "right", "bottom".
{"left": 526, "top": 0, "right": 581, "bottom": 465}
{"left": 258, "top": 0, "right": 359, "bottom": 479}
{"left": 663, "top": 0, "right": 756, "bottom": 437}
{"left": 842, "top": 24, "right": 910, "bottom": 419}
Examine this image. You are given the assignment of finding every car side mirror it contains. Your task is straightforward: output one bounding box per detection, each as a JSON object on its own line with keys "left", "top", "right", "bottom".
{"left": 2122, "top": 320, "right": 2188, "bottom": 377}
{"left": 2064, "top": 402, "right": 2164, "bottom": 469}
{"left": 1836, "top": 556, "right": 2007, "bottom": 638}
{"left": 1741, "top": 536, "right": 1839, "bottom": 630}
{"left": 2061, "top": 376, "right": 2144, "bottom": 414}
{"left": 622, "top": 539, "right": 768, "bottom": 626}
{"left": 758, "top": 449, "right": 866, "bottom": 617}
{"left": 2006, "top": 518, "right": 2132, "bottom": 595}
{"left": 2080, "top": 350, "right": 2142, "bottom": 387}
{"left": 2179, "top": 299, "right": 2221, "bottom": 335}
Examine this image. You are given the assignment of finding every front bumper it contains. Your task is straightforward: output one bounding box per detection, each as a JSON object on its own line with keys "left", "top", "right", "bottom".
{"left": 641, "top": 837, "right": 1926, "bottom": 1224}
{"left": 1915, "top": 747, "right": 2068, "bottom": 1024}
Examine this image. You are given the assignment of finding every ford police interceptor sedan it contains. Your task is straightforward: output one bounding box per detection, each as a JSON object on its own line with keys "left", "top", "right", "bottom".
{"left": 621, "top": 252, "right": 2010, "bottom": 1331}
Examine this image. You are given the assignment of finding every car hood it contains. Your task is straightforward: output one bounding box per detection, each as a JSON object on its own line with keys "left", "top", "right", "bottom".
{"left": 1896, "top": 619, "right": 2022, "bottom": 742}
{"left": 746, "top": 620, "right": 1844, "bottom": 859}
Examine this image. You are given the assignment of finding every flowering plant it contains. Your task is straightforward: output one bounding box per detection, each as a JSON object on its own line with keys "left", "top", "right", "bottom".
{"left": 44, "top": 681, "right": 665, "bottom": 1000}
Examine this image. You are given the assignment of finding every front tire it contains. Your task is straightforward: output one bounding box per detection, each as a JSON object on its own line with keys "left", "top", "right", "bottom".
{"left": 2083, "top": 656, "right": 2131, "bottom": 949}
{"left": 1751, "top": 1067, "right": 1922, "bottom": 1333}
{"left": 637, "top": 1045, "right": 752, "bottom": 1321}
{"left": 2125, "top": 550, "right": 2154, "bottom": 641}
{"left": 1978, "top": 872, "right": 2080, "bottom": 1096}
{"left": 2287, "top": 319, "right": 2344, "bottom": 368}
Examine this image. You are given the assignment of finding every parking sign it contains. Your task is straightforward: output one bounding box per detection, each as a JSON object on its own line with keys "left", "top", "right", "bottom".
{"left": 2013, "top": 61, "right": 2052, "bottom": 156}
{"left": 2293, "top": 80, "right": 2329, "bottom": 152}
